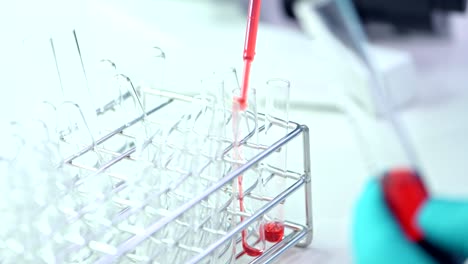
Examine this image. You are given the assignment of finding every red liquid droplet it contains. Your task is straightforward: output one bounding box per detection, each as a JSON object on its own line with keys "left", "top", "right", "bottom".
{"left": 264, "top": 221, "right": 284, "bottom": 243}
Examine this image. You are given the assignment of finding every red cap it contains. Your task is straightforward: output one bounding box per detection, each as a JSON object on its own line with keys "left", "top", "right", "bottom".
{"left": 382, "top": 168, "right": 428, "bottom": 242}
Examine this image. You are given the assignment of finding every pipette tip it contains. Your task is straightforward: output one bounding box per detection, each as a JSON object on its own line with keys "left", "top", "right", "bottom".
{"left": 235, "top": 96, "right": 248, "bottom": 111}
{"left": 236, "top": 59, "right": 253, "bottom": 111}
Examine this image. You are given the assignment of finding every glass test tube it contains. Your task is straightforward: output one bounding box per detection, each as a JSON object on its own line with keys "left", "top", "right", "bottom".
{"left": 143, "top": 47, "right": 166, "bottom": 90}
{"left": 115, "top": 124, "right": 166, "bottom": 261}
{"left": 2, "top": 123, "right": 67, "bottom": 263}
{"left": 186, "top": 93, "right": 233, "bottom": 263}
{"left": 262, "top": 79, "right": 290, "bottom": 243}
{"left": 56, "top": 102, "right": 102, "bottom": 165}
{"left": 184, "top": 95, "right": 209, "bottom": 229}
{"left": 138, "top": 47, "right": 166, "bottom": 120}
{"left": 232, "top": 87, "right": 265, "bottom": 257}
{"left": 93, "top": 60, "right": 118, "bottom": 104}
{"left": 114, "top": 74, "right": 146, "bottom": 125}
{"left": 148, "top": 104, "right": 197, "bottom": 263}
{"left": 198, "top": 73, "right": 231, "bottom": 263}
{"left": 197, "top": 70, "right": 241, "bottom": 263}
{"left": 92, "top": 59, "right": 121, "bottom": 131}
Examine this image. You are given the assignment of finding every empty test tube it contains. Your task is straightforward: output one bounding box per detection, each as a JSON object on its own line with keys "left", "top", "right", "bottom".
{"left": 92, "top": 59, "right": 119, "bottom": 117}
{"left": 198, "top": 71, "right": 239, "bottom": 263}
{"left": 56, "top": 102, "right": 98, "bottom": 160}
{"left": 142, "top": 46, "right": 166, "bottom": 90}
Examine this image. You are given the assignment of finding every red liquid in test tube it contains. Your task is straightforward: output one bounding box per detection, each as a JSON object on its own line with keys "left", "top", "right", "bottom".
{"left": 262, "top": 79, "right": 290, "bottom": 244}
{"left": 233, "top": 101, "right": 264, "bottom": 257}
{"left": 265, "top": 221, "right": 284, "bottom": 243}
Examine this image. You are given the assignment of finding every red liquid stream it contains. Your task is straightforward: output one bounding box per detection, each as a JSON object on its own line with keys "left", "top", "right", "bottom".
{"left": 233, "top": 107, "right": 284, "bottom": 258}
{"left": 234, "top": 105, "right": 263, "bottom": 257}
{"left": 238, "top": 175, "right": 263, "bottom": 257}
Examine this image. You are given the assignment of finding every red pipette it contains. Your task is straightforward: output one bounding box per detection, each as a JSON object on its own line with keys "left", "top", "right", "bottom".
{"left": 237, "top": 0, "right": 262, "bottom": 110}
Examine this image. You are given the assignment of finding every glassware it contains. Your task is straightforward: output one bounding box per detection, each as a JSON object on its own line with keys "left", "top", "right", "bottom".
{"left": 261, "top": 79, "right": 290, "bottom": 243}
{"left": 114, "top": 74, "right": 146, "bottom": 124}
{"left": 90, "top": 60, "right": 149, "bottom": 157}
{"left": 232, "top": 86, "right": 265, "bottom": 257}
{"left": 56, "top": 102, "right": 96, "bottom": 158}
{"left": 141, "top": 46, "right": 166, "bottom": 91}
{"left": 160, "top": 96, "right": 209, "bottom": 263}
{"left": 32, "top": 101, "right": 59, "bottom": 146}
{"left": 114, "top": 102, "right": 200, "bottom": 263}
{"left": 200, "top": 71, "right": 235, "bottom": 263}
{"left": 92, "top": 59, "right": 122, "bottom": 130}
{"left": 0, "top": 121, "right": 71, "bottom": 263}
{"left": 112, "top": 125, "right": 166, "bottom": 259}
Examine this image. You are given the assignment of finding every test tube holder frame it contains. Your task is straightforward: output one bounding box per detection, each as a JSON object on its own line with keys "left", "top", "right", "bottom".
{"left": 61, "top": 87, "right": 313, "bottom": 263}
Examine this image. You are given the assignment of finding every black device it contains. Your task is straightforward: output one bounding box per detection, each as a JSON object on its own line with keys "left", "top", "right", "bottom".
{"left": 283, "top": 0, "right": 467, "bottom": 32}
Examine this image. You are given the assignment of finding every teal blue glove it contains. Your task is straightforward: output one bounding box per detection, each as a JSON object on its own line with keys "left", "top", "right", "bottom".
{"left": 353, "top": 179, "right": 468, "bottom": 264}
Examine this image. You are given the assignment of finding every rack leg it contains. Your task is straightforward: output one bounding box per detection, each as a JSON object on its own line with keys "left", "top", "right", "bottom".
{"left": 296, "top": 125, "right": 313, "bottom": 248}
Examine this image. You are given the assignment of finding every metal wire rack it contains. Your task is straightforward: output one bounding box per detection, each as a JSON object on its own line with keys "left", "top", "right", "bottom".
{"left": 55, "top": 84, "right": 313, "bottom": 263}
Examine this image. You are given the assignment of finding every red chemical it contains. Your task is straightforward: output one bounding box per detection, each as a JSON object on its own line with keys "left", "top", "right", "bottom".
{"left": 238, "top": 173, "right": 264, "bottom": 257}
{"left": 264, "top": 221, "right": 284, "bottom": 243}
{"left": 233, "top": 100, "right": 264, "bottom": 257}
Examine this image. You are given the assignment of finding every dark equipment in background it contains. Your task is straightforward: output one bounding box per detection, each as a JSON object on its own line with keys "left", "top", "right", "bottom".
{"left": 283, "top": 0, "right": 467, "bottom": 33}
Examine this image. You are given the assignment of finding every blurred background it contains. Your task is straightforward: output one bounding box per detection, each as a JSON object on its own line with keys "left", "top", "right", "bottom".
{"left": 1, "top": 0, "right": 467, "bottom": 263}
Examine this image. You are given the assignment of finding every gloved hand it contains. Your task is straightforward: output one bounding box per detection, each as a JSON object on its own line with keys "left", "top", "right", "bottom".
{"left": 353, "top": 179, "right": 468, "bottom": 264}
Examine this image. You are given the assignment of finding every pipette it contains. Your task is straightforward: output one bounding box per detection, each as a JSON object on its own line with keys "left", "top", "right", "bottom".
{"left": 335, "top": 1, "right": 460, "bottom": 262}
{"left": 237, "top": 0, "right": 262, "bottom": 110}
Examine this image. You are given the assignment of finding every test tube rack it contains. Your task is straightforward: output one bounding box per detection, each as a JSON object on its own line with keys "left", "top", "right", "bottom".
{"left": 56, "top": 84, "right": 313, "bottom": 263}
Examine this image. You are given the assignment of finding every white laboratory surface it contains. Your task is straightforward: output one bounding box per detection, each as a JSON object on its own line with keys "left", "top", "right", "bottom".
{"left": 1, "top": 1, "right": 468, "bottom": 263}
